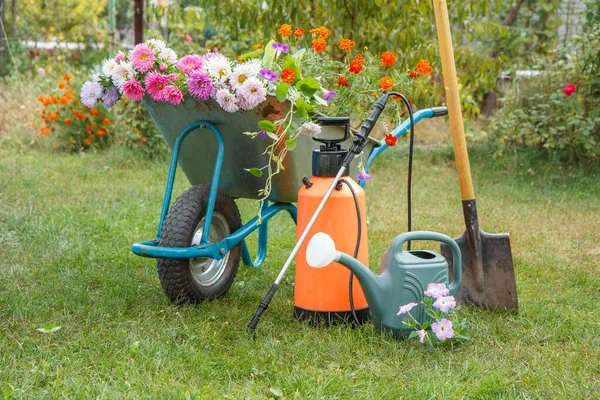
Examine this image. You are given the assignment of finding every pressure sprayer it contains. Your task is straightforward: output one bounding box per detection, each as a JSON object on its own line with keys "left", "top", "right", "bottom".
{"left": 248, "top": 92, "right": 410, "bottom": 333}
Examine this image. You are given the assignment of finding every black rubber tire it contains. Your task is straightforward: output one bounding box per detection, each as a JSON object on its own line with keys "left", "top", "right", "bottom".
{"left": 157, "top": 184, "right": 242, "bottom": 303}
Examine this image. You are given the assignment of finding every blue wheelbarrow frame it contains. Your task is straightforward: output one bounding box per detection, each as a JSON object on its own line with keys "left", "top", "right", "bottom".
{"left": 131, "top": 106, "right": 448, "bottom": 267}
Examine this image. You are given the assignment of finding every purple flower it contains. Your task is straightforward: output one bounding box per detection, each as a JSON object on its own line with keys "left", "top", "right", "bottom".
{"left": 272, "top": 42, "right": 289, "bottom": 53}
{"left": 80, "top": 81, "right": 103, "bottom": 108}
{"left": 397, "top": 302, "right": 417, "bottom": 315}
{"left": 356, "top": 171, "right": 372, "bottom": 182}
{"left": 424, "top": 282, "right": 449, "bottom": 299}
{"left": 324, "top": 90, "right": 336, "bottom": 101}
{"left": 259, "top": 69, "right": 278, "bottom": 81}
{"left": 433, "top": 296, "right": 456, "bottom": 313}
{"left": 0, "top": 46, "right": 5, "bottom": 52}
{"left": 431, "top": 318, "right": 454, "bottom": 341}
{"left": 259, "top": 130, "right": 266, "bottom": 140}
{"left": 416, "top": 329, "right": 427, "bottom": 343}
{"left": 187, "top": 71, "right": 214, "bottom": 100}
{"left": 102, "top": 86, "right": 119, "bottom": 109}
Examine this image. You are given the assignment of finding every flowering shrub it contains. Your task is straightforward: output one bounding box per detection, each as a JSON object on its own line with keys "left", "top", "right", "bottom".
{"left": 81, "top": 26, "right": 433, "bottom": 200}
{"left": 38, "top": 74, "right": 112, "bottom": 152}
{"left": 397, "top": 283, "right": 469, "bottom": 347}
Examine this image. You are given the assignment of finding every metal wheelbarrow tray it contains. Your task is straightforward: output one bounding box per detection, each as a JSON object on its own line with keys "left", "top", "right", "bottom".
{"left": 132, "top": 96, "right": 448, "bottom": 303}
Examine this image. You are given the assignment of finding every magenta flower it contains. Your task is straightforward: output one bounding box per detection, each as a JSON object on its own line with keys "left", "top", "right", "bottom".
{"left": 259, "top": 130, "right": 266, "bottom": 140}
{"left": 272, "top": 42, "right": 289, "bottom": 53}
{"left": 416, "top": 329, "right": 427, "bottom": 343}
{"left": 431, "top": 318, "right": 454, "bottom": 340}
{"left": 129, "top": 43, "right": 155, "bottom": 73}
{"left": 324, "top": 90, "right": 336, "bottom": 101}
{"left": 187, "top": 71, "right": 214, "bottom": 100}
{"left": 122, "top": 79, "right": 145, "bottom": 101}
{"left": 159, "top": 63, "right": 167, "bottom": 71}
{"left": 562, "top": 83, "right": 577, "bottom": 97}
{"left": 115, "top": 50, "right": 125, "bottom": 62}
{"left": 163, "top": 85, "right": 184, "bottom": 105}
{"left": 356, "top": 171, "right": 372, "bottom": 182}
{"left": 424, "top": 282, "right": 450, "bottom": 299}
{"left": 259, "top": 69, "right": 278, "bottom": 81}
{"left": 145, "top": 72, "right": 170, "bottom": 101}
{"left": 433, "top": 296, "right": 456, "bottom": 313}
{"left": 185, "top": 34, "right": 192, "bottom": 43}
{"left": 397, "top": 302, "right": 418, "bottom": 315}
{"left": 37, "top": 67, "right": 46, "bottom": 75}
{"left": 176, "top": 54, "right": 204, "bottom": 75}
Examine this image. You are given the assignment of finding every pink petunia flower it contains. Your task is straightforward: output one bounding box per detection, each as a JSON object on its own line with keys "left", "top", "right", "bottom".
{"left": 431, "top": 318, "right": 454, "bottom": 341}
{"left": 176, "top": 54, "right": 204, "bottom": 75}
{"left": 121, "top": 79, "right": 145, "bottom": 101}
{"left": 424, "top": 282, "right": 450, "bottom": 299}
{"left": 433, "top": 296, "right": 456, "bottom": 313}
{"left": 397, "top": 302, "right": 418, "bottom": 315}
{"left": 562, "top": 83, "right": 577, "bottom": 97}
{"left": 416, "top": 329, "right": 427, "bottom": 343}
{"left": 144, "top": 72, "right": 170, "bottom": 101}
{"left": 163, "top": 85, "right": 184, "bottom": 105}
{"left": 129, "top": 43, "right": 155, "bottom": 73}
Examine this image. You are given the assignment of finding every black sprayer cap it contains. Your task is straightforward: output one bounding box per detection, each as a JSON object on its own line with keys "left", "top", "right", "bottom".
{"left": 312, "top": 149, "right": 349, "bottom": 177}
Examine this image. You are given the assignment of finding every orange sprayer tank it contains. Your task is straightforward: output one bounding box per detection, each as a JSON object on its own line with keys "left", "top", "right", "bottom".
{"left": 294, "top": 173, "right": 370, "bottom": 323}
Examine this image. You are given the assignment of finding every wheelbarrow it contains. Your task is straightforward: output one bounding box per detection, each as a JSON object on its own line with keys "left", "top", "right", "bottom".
{"left": 131, "top": 96, "right": 448, "bottom": 303}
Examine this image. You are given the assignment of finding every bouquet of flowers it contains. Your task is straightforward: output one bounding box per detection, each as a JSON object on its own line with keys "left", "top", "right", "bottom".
{"left": 81, "top": 24, "right": 433, "bottom": 200}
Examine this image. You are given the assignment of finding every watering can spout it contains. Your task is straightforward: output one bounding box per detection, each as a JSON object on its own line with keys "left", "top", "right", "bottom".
{"left": 306, "top": 233, "right": 385, "bottom": 313}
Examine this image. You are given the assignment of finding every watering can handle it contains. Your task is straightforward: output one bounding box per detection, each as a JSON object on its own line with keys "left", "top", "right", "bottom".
{"left": 394, "top": 231, "right": 462, "bottom": 296}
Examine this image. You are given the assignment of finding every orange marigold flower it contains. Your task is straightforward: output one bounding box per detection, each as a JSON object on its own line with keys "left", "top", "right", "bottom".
{"left": 63, "top": 74, "right": 72, "bottom": 84}
{"left": 280, "top": 68, "right": 295, "bottom": 84}
{"left": 252, "top": 44, "right": 263, "bottom": 50}
{"left": 102, "top": 117, "right": 111, "bottom": 125}
{"left": 97, "top": 129, "right": 106, "bottom": 137}
{"left": 312, "top": 38, "right": 327, "bottom": 53}
{"left": 58, "top": 82, "right": 65, "bottom": 89}
{"left": 65, "top": 90, "right": 74, "bottom": 100}
{"left": 83, "top": 138, "right": 91, "bottom": 146}
{"left": 294, "top": 27, "right": 304, "bottom": 38}
{"left": 60, "top": 96, "right": 68, "bottom": 104}
{"left": 349, "top": 59, "right": 363, "bottom": 74}
{"left": 379, "top": 76, "right": 394, "bottom": 91}
{"left": 68, "top": 138, "right": 75, "bottom": 145}
{"left": 416, "top": 59, "right": 433, "bottom": 75}
{"left": 51, "top": 96, "right": 58, "bottom": 104}
{"left": 90, "top": 109, "right": 100, "bottom": 116}
{"left": 337, "top": 76, "right": 349, "bottom": 88}
{"left": 73, "top": 100, "right": 78, "bottom": 105}
{"left": 39, "top": 126, "right": 50, "bottom": 135}
{"left": 385, "top": 133, "right": 398, "bottom": 147}
{"left": 354, "top": 54, "right": 365, "bottom": 64}
{"left": 49, "top": 112, "right": 58, "bottom": 121}
{"left": 309, "top": 26, "right": 331, "bottom": 39}
{"left": 278, "top": 24, "right": 292, "bottom": 39}
{"left": 64, "top": 118, "right": 72, "bottom": 125}
{"left": 339, "top": 38, "right": 355, "bottom": 52}
{"left": 43, "top": 98, "right": 51, "bottom": 107}
{"left": 38, "top": 95, "right": 45, "bottom": 103}
{"left": 380, "top": 51, "right": 397, "bottom": 67}
{"left": 86, "top": 125, "right": 93, "bottom": 133}
{"left": 407, "top": 69, "right": 418, "bottom": 79}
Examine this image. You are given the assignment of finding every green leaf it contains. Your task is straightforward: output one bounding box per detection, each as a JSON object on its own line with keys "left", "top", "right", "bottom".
{"left": 420, "top": 322, "right": 431, "bottom": 330}
{"left": 296, "top": 98, "right": 314, "bottom": 112}
{"left": 266, "top": 131, "right": 279, "bottom": 140}
{"left": 408, "top": 331, "right": 418, "bottom": 339}
{"left": 262, "top": 39, "right": 276, "bottom": 69}
{"left": 257, "top": 120, "right": 276, "bottom": 133}
{"left": 245, "top": 168, "right": 263, "bottom": 178}
{"left": 37, "top": 325, "right": 61, "bottom": 333}
{"left": 275, "top": 83, "right": 289, "bottom": 102}
{"left": 295, "top": 77, "right": 320, "bottom": 97}
{"left": 295, "top": 106, "right": 308, "bottom": 120}
{"left": 285, "top": 139, "right": 297, "bottom": 150}
{"left": 269, "top": 388, "right": 283, "bottom": 398}
{"left": 239, "top": 49, "right": 264, "bottom": 61}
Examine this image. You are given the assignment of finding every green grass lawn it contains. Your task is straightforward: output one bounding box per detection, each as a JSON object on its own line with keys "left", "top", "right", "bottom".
{"left": 1, "top": 143, "right": 599, "bottom": 399}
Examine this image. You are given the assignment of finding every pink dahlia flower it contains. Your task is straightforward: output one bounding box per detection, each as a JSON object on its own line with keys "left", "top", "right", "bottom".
{"left": 144, "top": 72, "right": 170, "bottom": 101}
{"left": 187, "top": 71, "right": 214, "bottom": 100}
{"left": 163, "top": 85, "right": 184, "bottom": 105}
{"left": 176, "top": 54, "right": 204, "bottom": 75}
{"left": 129, "top": 43, "right": 155, "bottom": 73}
{"left": 122, "top": 80, "right": 145, "bottom": 101}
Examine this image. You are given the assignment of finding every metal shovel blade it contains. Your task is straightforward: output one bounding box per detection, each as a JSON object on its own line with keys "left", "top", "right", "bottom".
{"left": 440, "top": 199, "right": 518, "bottom": 311}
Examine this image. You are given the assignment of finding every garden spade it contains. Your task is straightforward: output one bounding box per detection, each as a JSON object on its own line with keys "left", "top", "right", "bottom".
{"left": 433, "top": 0, "right": 518, "bottom": 310}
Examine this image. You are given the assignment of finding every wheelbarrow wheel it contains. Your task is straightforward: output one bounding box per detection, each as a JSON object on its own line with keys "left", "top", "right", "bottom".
{"left": 157, "top": 184, "right": 242, "bottom": 303}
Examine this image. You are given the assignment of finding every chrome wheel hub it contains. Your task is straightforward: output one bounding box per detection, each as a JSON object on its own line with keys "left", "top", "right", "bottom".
{"left": 189, "top": 213, "right": 230, "bottom": 287}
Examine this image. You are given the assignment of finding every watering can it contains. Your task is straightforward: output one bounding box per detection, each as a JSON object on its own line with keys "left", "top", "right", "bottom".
{"left": 306, "top": 231, "right": 462, "bottom": 338}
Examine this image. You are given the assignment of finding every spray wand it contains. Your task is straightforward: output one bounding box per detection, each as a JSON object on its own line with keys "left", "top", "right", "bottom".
{"left": 247, "top": 94, "right": 397, "bottom": 334}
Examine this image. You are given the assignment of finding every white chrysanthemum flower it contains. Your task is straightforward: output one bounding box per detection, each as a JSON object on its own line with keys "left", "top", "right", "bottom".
{"left": 243, "top": 58, "right": 262, "bottom": 76}
{"left": 229, "top": 63, "right": 255, "bottom": 90}
{"left": 238, "top": 77, "right": 266, "bottom": 109}
{"left": 111, "top": 62, "right": 135, "bottom": 87}
{"left": 297, "top": 122, "right": 322, "bottom": 137}
{"left": 287, "top": 87, "right": 302, "bottom": 102}
{"left": 102, "top": 59, "right": 118, "bottom": 77}
{"left": 205, "top": 55, "right": 232, "bottom": 79}
{"left": 158, "top": 47, "right": 177, "bottom": 64}
{"left": 146, "top": 38, "right": 166, "bottom": 51}
{"left": 216, "top": 89, "right": 239, "bottom": 113}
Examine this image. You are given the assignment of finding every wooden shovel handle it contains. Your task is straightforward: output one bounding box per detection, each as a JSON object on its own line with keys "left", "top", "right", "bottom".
{"left": 433, "top": 0, "right": 475, "bottom": 201}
